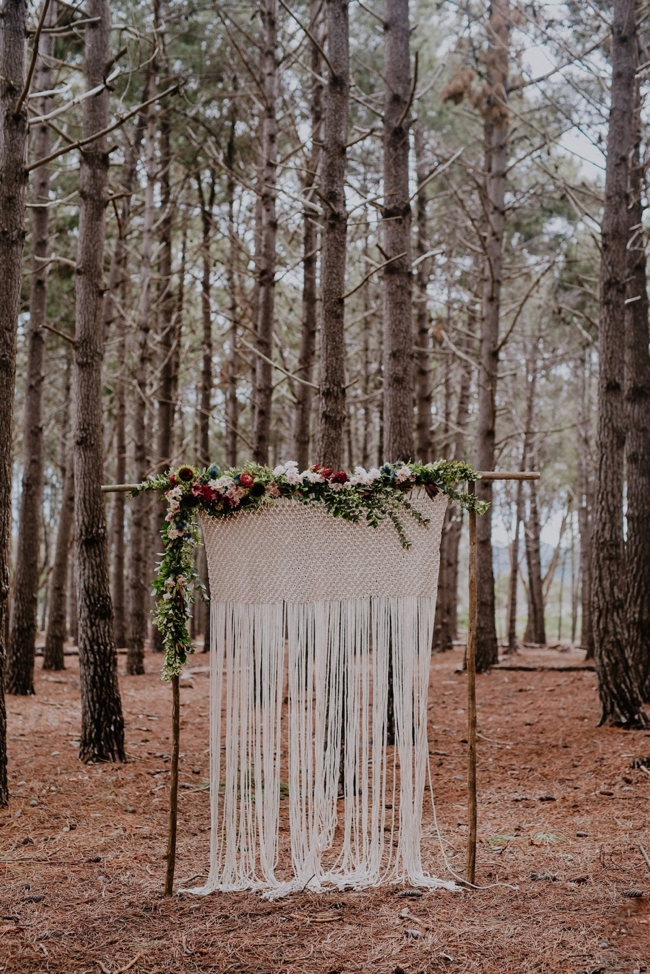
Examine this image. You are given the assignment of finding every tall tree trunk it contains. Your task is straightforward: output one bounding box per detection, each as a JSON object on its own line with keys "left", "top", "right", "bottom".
{"left": 434, "top": 311, "right": 473, "bottom": 651}
{"left": 414, "top": 122, "right": 431, "bottom": 463}
{"left": 126, "top": 80, "right": 156, "bottom": 676}
{"left": 624, "top": 60, "right": 650, "bottom": 700}
{"left": 44, "top": 453, "right": 74, "bottom": 670}
{"left": 0, "top": 0, "right": 29, "bottom": 803}
{"left": 103, "top": 114, "right": 145, "bottom": 649}
{"left": 317, "top": 0, "right": 349, "bottom": 468}
{"left": 577, "top": 345, "right": 594, "bottom": 657}
{"left": 225, "top": 89, "right": 239, "bottom": 468}
{"left": 591, "top": 0, "right": 647, "bottom": 728}
{"left": 294, "top": 0, "right": 322, "bottom": 470}
{"left": 197, "top": 170, "right": 214, "bottom": 648}
{"left": 522, "top": 361, "right": 545, "bottom": 645}
{"left": 506, "top": 476, "right": 524, "bottom": 653}
{"left": 7, "top": 6, "right": 54, "bottom": 694}
{"left": 252, "top": 0, "right": 278, "bottom": 464}
{"left": 382, "top": 0, "right": 413, "bottom": 462}
{"left": 150, "top": 84, "right": 176, "bottom": 656}
{"left": 73, "top": 0, "right": 126, "bottom": 761}
{"left": 475, "top": 0, "right": 510, "bottom": 672}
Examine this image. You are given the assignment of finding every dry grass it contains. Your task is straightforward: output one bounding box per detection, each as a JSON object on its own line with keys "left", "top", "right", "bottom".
{"left": 2, "top": 645, "right": 650, "bottom": 973}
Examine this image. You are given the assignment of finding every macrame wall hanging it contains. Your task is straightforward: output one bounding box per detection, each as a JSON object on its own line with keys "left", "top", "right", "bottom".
{"left": 131, "top": 459, "right": 487, "bottom": 897}
{"left": 192, "top": 489, "right": 451, "bottom": 898}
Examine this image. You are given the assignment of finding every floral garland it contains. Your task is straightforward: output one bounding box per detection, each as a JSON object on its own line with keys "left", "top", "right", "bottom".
{"left": 138, "top": 460, "right": 488, "bottom": 680}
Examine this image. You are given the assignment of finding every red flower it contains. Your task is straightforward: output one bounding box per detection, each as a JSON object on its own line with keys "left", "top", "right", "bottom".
{"left": 240, "top": 472, "right": 254, "bottom": 488}
{"left": 321, "top": 467, "right": 334, "bottom": 479}
{"left": 310, "top": 464, "right": 321, "bottom": 472}
{"left": 330, "top": 471, "right": 348, "bottom": 484}
{"left": 192, "top": 483, "right": 218, "bottom": 503}
{"left": 168, "top": 474, "right": 177, "bottom": 485}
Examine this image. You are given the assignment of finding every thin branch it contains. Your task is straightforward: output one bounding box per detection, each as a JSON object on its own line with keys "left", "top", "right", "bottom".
{"left": 342, "top": 252, "right": 406, "bottom": 300}
{"left": 15, "top": 0, "right": 54, "bottom": 118}
{"left": 238, "top": 337, "right": 319, "bottom": 389}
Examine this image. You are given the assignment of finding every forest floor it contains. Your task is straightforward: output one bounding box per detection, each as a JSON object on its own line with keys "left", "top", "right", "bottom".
{"left": 2, "top": 644, "right": 650, "bottom": 974}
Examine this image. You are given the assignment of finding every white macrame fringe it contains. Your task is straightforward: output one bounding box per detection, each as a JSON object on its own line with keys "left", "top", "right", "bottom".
{"left": 188, "top": 596, "right": 456, "bottom": 899}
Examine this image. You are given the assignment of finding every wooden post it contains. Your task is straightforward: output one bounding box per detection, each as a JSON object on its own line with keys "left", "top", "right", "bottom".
{"left": 464, "top": 470, "right": 540, "bottom": 887}
{"left": 466, "top": 480, "right": 478, "bottom": 886}
{"left": 164, "top": 674, "right": 180, "bottom": 896}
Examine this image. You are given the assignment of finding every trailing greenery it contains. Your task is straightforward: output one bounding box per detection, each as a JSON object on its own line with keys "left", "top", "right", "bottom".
{"left": 138, "top": 460, "right": 488, "bottom": 679}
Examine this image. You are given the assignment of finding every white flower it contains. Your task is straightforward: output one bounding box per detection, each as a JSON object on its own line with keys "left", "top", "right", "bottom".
{"left": 329, "top": 482, "right": 344, "bottom": 492}
{"left": 396, "top": 465, "right": 414, "bottom": 483}
{"left": 163, "top": 592, "right": 172, "bottom": 601}
{"left": 165, "top": 486, "right": 182, "bottom": 501}
{"left": 212, "top": 476, "right": 233, "bottom": 491}
{"left": 168, "top": 526, "right": 185, "bottom": 539}
{"left": 272, "top": 464, "right": 286, "bottom": 476}
{"left": 285, "top": 469, "right": 303, "bottom": 485}
{"left": 350, "top": 466, "right": 371, "bottom": 486}
{"left": 305, "top": 470, "right": 324, "bottom": 483}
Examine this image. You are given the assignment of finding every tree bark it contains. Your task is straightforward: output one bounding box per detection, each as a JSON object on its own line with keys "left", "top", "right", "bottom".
{"left": 252, "top": 0, "right": 278, "bottom": 465}
{"left": 73, "top": 0, "right": 126, "bottom": 761}
{"left": 317, "top": 0, "right": 349, "bottom": 468}
{"left": 623, "top": 61, "right": 650, "bottom": 700}
{"left": 434, "top": 311, "right": 473, "bottom": 652}
{"left": 382, "top": 0, "right": 413, "bottom": 462}
{"left": 225, "top": 90, "right": 239, "bottom": 468}
{"left": 591, "top": 0, "right": 647, "bottom": 728}
{"left": 506, "top": 476, "right": 524, "bottom": 652}
{"left": 7, "top": 4, "right": 54, "bottom": 695}
{"left": 127, "top": 77, "right": 156, "bottom": 677}
{"left": 293, "top": 0, "right": 323, "bottom": 470}
{"left": 475, "top": 0, "right": 510, "bottom": 672}
{"left": 414, "top": 122, "right": 431, "bottom": 463}
{"left": 43, "top": 451, "right": 74, "bottom": 670}
{"left": 522, "top": 361, "right": 545, "bottom": 645}
{"left": 197, "top": 169, "right": 214, "bottom": 648}
{"left": 0, "top": 0, "right": 29, "bottom": 803}
{"left": 577, "top": 345, "right": 594, "bottom": 657}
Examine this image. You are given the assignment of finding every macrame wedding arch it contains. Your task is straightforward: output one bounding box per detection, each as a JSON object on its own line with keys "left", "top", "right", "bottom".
{"left": 190, "top": 488, "right": 453, "bottom": 898}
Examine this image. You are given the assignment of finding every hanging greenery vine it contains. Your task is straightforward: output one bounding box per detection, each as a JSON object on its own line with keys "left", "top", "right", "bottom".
{"left": 137, "top": 460, "right": 488, "bottom": 680}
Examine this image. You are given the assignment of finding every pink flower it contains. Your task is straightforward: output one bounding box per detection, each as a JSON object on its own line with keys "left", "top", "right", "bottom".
{"left": 240, "top": 472, "right": 254, "bottom": 488}
{"left": 266, "top": 482, "right": 280, "bottom": 497}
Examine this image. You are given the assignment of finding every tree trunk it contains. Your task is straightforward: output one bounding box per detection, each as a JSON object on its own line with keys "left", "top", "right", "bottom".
{"left": 252, "top": 0, "right": 278, "bottom": 465}
{"left": 577, "top": 345, "right": 594, "bottom": 657}
{"left": 73, "top": 0, "right": 126, "bottom": 761}
{"left": 434, "top": 311, "right": 473, "bottom": 651}
{"left": 382, "top": 0, "right": 413, "bottom": 462}
{"left": 505, "top": 475, "right": 524, "bottom": 653}
{"left": 127, "top": 79, "right": 156, "bottom": 677}
{"left": 104, "top": 112, "right": 145, "bottom": 650}
{"left": 225, "top": 90, "right": 239, "bottom": 468}
{"left": 7, "top": 7, "right": 54, "bottom": 695}
{"left": 521, "top": 359, "right": 545, "bottom": 645}
{"left": 293, "top": 0, "right": 322, "bottom": 470}
{"left": 475, "top": 0, "right": 510, "bottom": 673}
{"left": 414, "top": 122, "right": 431, "bottom": 463}
{"left": 317, "top": 0, "right": 349, "bottom": 468}
{"left": 43, "top": 453, "right": 74, "bottom": 670}
{"left": 197, "top": 170, "right": 214, "bottom": 648}
{"left": 591, "top": 0, "right": 647, "bottom": 728}
{"left": 623, "top": 62, "right": 650, "bottom": 700}
{"left": 0, "top": 0, "right": 28, "bottom": 803}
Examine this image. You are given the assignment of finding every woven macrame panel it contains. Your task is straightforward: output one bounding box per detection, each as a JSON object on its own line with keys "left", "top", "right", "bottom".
{"left": 201, "top": 489, "right": 447, "bottom": 603}
{"left": 191, "top": 491, "right": 454, "bottom": 898}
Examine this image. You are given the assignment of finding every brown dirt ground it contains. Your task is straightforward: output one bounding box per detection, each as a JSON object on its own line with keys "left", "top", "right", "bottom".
{"left": 2, "top": 644, "right": 650, "bottom": 974}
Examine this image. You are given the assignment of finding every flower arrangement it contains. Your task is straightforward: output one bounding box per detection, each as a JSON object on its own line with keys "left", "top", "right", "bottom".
{"left": 138, "top": 460, "right": 487, "bottom": 680}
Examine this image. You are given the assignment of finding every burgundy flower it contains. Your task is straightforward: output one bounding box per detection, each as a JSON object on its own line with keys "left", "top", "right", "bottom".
{"left": 192, "top": 483, "right": 218, "bottom": 503}
{"left": 168, "top": 474, "right": 177, "bottom": 485}
{"left": 240, "top": 472, "right": 254, "bottom": 488}
{"left": 310, "top": 464, "right": 321, "bottom": 472}
{"left": 321, "top": 467, "right": 335, "bottom": 479}
{"left": 330, "top": 471, "right": 348, "bottom": 484}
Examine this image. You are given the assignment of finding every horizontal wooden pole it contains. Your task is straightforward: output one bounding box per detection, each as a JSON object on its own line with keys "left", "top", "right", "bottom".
{"left": 101, "top": 484, "right": 140, "bottom": 492}
{"left": 476, "top": 471, "right": 540, "bottom": 481}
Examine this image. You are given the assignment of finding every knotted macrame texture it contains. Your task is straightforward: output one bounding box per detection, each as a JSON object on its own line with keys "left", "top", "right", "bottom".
{"left": 190, "top": 489, "right": 454, "bottom": 898}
